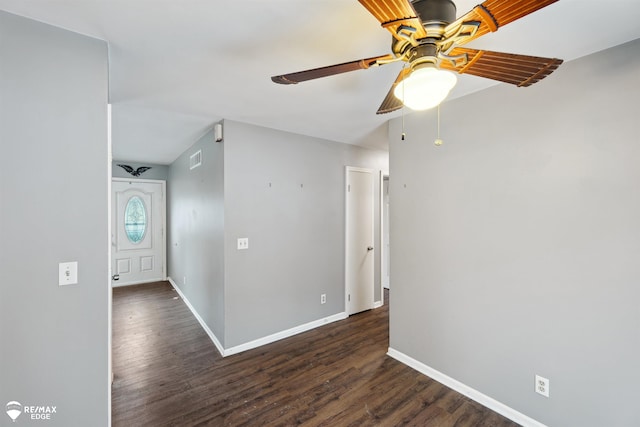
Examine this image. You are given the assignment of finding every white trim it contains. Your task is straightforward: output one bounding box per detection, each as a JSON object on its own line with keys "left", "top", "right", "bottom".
{"left": 106, "top": 103, "right": 112, "bottom": 426}
{"left": 111, "top": 277, "right": 167, "bottom": 288}
{"left": 168, "top": 277, "right": 225, "bottom": 356}
{"left": 373, "top": 301, "right": 383, "bottom": 309}
{"left": 386, "top": 348, "right": 548, "bottom": 427}
{"left": 224, "top": 312, "right": 348, "bottom": 357}
{"left": 112, "top": 177, "right": 166, "bottom": 183}
{"left": 168, "top": 277, "right": 347, "bottom": 358}
{"left": 379, "top": 171, "right": 389, "bottom": 294}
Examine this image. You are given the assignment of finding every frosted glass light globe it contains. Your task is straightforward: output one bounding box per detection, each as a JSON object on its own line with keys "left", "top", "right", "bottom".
{"left": 394, "top": 67, "right": 457, "bottom": 111}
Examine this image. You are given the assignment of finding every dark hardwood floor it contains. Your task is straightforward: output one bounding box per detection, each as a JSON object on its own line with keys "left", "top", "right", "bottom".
{"left": 112, "top": 282, "right": 520, "bottom": 426}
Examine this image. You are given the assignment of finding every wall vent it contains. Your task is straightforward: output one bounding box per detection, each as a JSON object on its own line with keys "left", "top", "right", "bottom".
{"left": 189, "top": 150, "right": 202, "bottom": 170}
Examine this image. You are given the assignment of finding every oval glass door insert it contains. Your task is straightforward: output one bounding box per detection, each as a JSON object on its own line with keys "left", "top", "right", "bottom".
{"left": 124, "top": 196, "right": 147, "bottom": 244}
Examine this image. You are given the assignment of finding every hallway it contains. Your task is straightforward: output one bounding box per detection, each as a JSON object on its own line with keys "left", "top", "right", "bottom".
{"left": 112, "top": 281, "right": 519, "bottom": 426}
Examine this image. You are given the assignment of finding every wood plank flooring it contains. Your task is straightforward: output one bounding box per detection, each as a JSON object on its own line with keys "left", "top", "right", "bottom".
{"left": 112, "top": 282, "right": 520, "bottom": 426}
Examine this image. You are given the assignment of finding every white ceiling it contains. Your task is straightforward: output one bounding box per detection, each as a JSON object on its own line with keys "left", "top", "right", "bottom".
{"left": 2, "top": 0, "right": 640, "bottom": 164}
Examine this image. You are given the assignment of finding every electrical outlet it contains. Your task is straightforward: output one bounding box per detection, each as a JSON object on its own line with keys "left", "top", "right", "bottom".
{"left": 535, "top": 375, "right": 550, "bottom": 398}
{"left": 321, "top": 294, "right": 326, "bottom": 304}
{"left": 237, "top": 237, "right": 249, "bottom": 250}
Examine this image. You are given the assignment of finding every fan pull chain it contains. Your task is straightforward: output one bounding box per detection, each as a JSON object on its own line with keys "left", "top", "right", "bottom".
{"left": 401, "top": 65, "right": 406, "bottom": 141}
{"left": 401, "top": 106, "right": 406, "bottom": 141}
{"left": 434, "top": 104, "right": 443, "bottom": 146}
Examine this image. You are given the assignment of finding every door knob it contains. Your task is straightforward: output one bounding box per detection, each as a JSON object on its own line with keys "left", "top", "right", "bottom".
{"left": 367, "top": 246, "right": 374, "bottom": 251}
{"left": 112, "top": 274, "right": 120, "bottom": 281}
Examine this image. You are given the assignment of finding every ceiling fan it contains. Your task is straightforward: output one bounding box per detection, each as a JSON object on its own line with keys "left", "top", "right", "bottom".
{"left": 271, "top": 0, "right": 563, "bottom": 114}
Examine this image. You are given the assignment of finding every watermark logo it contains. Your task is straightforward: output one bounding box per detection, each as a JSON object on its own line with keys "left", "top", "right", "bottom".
{"left": 5, "top": 401, "right": 22, "bottom": 423}
{"left": 5, "top": 401, "right": 57, "bottom": 422}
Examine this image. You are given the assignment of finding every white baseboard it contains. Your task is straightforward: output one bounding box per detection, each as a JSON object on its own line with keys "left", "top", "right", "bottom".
{"left": 167, "top": 277, "right": 225, "bottom": 356}
{"left": 373, "top": 300, "right": 383, "bottom": 309}
{"left": 387, "top": 347, "right": 548, "bottom": 427}
{"left": 224, "top": 311, "right": 348, "bottom": 356}
{"left": 167, "top": 276, "right": 348, "bottom": 358}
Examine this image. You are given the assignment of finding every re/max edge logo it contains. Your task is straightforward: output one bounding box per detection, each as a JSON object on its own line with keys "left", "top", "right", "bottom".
{"left": 6, "top": 401, "right": 57, "bottom": 422}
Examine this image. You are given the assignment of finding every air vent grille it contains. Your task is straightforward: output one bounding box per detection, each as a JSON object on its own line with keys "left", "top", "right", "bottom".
{"left": 189, "top": 150, "right": 202, "bottom": 170}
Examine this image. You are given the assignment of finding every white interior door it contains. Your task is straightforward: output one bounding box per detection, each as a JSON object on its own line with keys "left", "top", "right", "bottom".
{"left": 345, "top": 167, "right": 374, "bottom": 315}
{"left": 111, "top": 179, "right": 165, "bottom": 286}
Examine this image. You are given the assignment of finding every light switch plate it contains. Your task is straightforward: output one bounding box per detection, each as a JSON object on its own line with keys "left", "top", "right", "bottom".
{"left": 59, "top": 262, "right": 78, "bottom": 286}
{"left": 237, "top": 238, "right": 249, "bottom": 250}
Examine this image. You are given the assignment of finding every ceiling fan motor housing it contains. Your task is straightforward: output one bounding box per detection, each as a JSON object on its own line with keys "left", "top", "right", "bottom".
{"left": 408, "top": 44, "right": 439, "bottom": 69}
{"left": 412, "top": 0, "right": 457, "bottom": 24}
{"left": 393, "top": 0, "right": 457, "bottom": 57}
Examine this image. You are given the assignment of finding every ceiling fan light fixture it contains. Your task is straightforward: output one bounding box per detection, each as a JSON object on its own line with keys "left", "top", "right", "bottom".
{"left": 393, "top": 65, "right": 457, "bottom": 111}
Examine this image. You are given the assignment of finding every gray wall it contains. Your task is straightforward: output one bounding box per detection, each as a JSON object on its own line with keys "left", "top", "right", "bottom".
{"left": 223, "top": 120, "right": 388, "bottom": 347}
{"left": 167, "top": 120, "right": 388, "bottom": 350}
{"left": 389, "top": 39, "right": 640, "bottom": 427}
{"left": 0, "top": 11, "right": 109, "bottom": 426}
{"left": 112, "top": 161, "right": 169, "bottom": 181}
{"left": 167, "top": 128, "right": 226, "bottom": 345}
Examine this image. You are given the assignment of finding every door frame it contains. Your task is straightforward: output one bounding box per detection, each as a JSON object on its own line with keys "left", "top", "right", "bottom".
{"left": 380, "top": 171, "right": 389, "bottom": 295}
{"left": 344, "top": 166, "right": 375, "bottom": 315}
{"left": 111, "top": 177, "right": 167, "bottom": 286}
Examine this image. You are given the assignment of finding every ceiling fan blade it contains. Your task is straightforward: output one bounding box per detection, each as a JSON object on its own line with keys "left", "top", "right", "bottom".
{"left": 440, "top": 47, "right": 563, "bottom": 87}
{"left": 358, "top": 0, "right": 428, "bottom": 40}
{"left": 271, "top": 54, "right": 394, "bottom": 85}
{"left": 376, "top": 68, "right": 411, "bottom": 115}
{"left": 445, "top": 0, "right": 559, "bottom": 45}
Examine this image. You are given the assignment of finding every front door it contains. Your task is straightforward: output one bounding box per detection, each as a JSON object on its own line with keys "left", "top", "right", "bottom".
{"left": 111, "top": 179, "right": 166, "bottom": 286}
{"left": 345, "top": 167, "right": 374, "bottom": 315}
